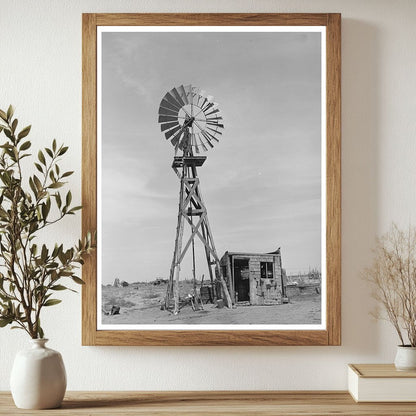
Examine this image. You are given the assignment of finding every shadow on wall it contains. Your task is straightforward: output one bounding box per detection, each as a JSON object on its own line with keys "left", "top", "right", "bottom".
{"left": 341, "top": 19, "right": 381, "bottom": 355}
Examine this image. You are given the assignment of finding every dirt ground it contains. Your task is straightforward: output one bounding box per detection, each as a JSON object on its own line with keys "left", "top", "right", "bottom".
{"left": 101, "top": 282, "right": 321, "bottom": 325}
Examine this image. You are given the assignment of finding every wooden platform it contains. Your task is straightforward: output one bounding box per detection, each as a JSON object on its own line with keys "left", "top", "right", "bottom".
{"left": 172, "top": 155, "right": 206, "bottom": 168}
{"left": 2, "top": 391, "right": 416, "bottom": 415}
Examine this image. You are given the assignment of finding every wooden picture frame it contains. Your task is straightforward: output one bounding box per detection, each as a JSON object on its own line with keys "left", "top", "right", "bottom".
{"left": 82, "top": 13, "right": 341, "bottom": 346}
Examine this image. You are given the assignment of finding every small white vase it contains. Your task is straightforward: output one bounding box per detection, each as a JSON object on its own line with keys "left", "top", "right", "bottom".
{"left": 394, "top": 345, "right": 416, "bottom": 371}
{"left": 10, "top": 339, "right": 67, "bottom": 409}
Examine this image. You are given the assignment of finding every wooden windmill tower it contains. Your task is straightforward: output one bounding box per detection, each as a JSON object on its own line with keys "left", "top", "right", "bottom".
{"left": 158, "top": 84, "right": 232, "bottom": 314}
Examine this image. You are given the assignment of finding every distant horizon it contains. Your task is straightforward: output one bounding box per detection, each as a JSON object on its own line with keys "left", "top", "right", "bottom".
{"left": 104, "top": 266, "right": 323, "bottom": 285}
{"left": 100, "top": 29, "right": 323, "bottom": 285}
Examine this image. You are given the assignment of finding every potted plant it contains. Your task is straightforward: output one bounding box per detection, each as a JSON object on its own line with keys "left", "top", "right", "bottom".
{"left": 363, "top": 223, "right": 416, "bottom": 370}
{"left": 0, "top": 106, "right": 94, "bottom": 408}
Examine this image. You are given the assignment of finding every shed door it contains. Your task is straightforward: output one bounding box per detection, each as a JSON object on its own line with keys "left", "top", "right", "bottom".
{"left": 234, "top": 258, "right": 250, "bottom": 302}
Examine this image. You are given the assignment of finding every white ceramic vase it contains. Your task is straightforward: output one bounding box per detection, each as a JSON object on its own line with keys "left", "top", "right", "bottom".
{"left": 394, "top": 345, "right": 416, "bottom": 371}
{"left": 10, "top": 339, "right": 66, "bottom": 409}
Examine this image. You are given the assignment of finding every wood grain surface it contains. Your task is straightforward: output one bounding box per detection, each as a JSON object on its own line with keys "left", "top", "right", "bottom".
{"left": 1, "top": 391, "right": 416, "bottom": 415}
{"left": 350, "top": 364, "right": 416, "bottom": 378}
{"left": 82, "top": 13, "right": 341, "bottom": 346}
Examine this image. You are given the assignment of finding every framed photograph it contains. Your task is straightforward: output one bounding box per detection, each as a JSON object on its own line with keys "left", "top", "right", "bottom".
{"left": 82, "top": 13, "right": 341, "bottom": 346}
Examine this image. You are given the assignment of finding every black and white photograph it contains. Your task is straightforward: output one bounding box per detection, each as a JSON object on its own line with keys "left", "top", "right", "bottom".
{"left": 97, "top": 27, "right": 326, "bottom": 329}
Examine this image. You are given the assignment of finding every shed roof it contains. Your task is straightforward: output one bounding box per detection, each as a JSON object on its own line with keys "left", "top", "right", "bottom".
{"left": 222, "top": 248, "right": 281, "bottom": 258}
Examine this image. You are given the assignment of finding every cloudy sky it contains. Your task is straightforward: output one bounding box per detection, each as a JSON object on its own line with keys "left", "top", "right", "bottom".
{"left": 100, "top": 30, "right": 322, "bottom": 284}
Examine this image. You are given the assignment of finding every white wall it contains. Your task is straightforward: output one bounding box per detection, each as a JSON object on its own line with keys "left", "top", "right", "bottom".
{"left": 1, "top": 0, "right": 415, "bottom": 391}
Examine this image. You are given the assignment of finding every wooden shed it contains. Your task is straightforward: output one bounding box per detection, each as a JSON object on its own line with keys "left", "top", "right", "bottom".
{"left": 220, "top": 249, "right": 287, "bottom": 305}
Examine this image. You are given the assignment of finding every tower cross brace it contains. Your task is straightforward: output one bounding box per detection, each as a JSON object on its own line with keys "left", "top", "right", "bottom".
{"left": 164, "top": 155, "right": 232, "bottom": 314}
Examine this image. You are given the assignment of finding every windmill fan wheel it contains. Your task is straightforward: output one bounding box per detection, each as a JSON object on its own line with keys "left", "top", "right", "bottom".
{"left": 158, "top": 84, "right": 224, "bottom": 153}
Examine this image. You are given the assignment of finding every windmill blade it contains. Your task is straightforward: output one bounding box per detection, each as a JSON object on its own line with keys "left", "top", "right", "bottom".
{"left": 163, "top": 93, "right": 183, "bottom": 110}
{"left": 184, "top": 85, "right": 193, "bottom": 104}
{"left": 171, "top": 87, "right": 186, "bottom": 107}
{"left": 206, "top": 115, "right": 224, "bottom": 125}
{"left": 160, "top": 121, "right": 179, "bottom": 132}
{"left": 206, "top": 115, "right": 223, "bottom": 122}
{"left": 158, "top": 114, "right": 178, "bottom": 123}
{"left": 159, "top": 100, "right": 180, "bottom": 114}
{"left": 191, "top": 86, "right": 200, "bottom": 105}
{"left": 202, "top": 101, "right": 214, "bottom": 112}
{"left": 165, "top": 124, "right": 183, "bottom": 140}
{"left": 199, "top": 96, "right": 208, "bottom": 110}
{"left": 207, "top": 122, "right": 224, "bottom": 129}
{"left": 202, "top": 129, "right": 219, "bottom": 143}
{"left": 205, "top": 108, "right": 220, "bottom": 117}
{"left": 206, "top": 120, "right": 224, "bottom": 129}
{"left": 207, "top": 126, "right": 222, "bottom": 136}
{"left": 178, "top": 85, "right": 189, "bottom": 105}
{"left": 158, "top": 106, "right": 178, "bottom": 118}
{"left": 201, "top": 131, "right": 214, "bottom": 148}
{"left": 170, "top": 129, "right": 184, "bottom": 147}
{"left": 197, "top": 90, "right": 207, "bottom": 107}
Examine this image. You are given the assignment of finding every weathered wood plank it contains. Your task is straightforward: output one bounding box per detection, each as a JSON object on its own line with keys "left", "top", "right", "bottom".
{"left": 81, "top": 13, "right": 97, "bottom": 346}
{"left": 95, "top": 13, "right": 330, "bottom": 26}
{"left": 326, "top": 13, "right": 342, "bottom": 346}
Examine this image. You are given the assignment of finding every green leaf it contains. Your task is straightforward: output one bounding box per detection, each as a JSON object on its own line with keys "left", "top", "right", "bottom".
{"left": 38, "top": 150, "right": 46, "bottom": 165}
{"left": 43, "top": 299, "right": 62, "bottom": 307}
{"left": 41, "top": 202, "right": 50, "bottom": 220}
{"left": 3, "top": 129, "right": 12, "bottom": 140}
{"left": 11, "top": 118, "right": 18, "bottom": 133}
{"left": 34, "top": 163, "right": 43, "bottom": 173}
{"left": 20, "top": 140, "right": 31, "bottom": 151}
{"left": 29, "top": 177, "right": 37, "bottom": 196}
{"left": 17, "top": 125, "right": 31, "bottom": 140}
{"left": 65, "top": 191, "right": 72, "bottom": 207}
{"left": 31, "top": 244, "right": 38, "bottom": 256}
{"left": 50, "top": 284, "right": 68, "bottom": 291}
{"left": 52, "top": 139, "right": 57, "bottom": 152}
{"left": 48, "top": 182, "right": 64, "bottom": 189}
{"left": 61, "top": 171, "right": 74, "bottom": 178}
{"left": 69, "top": 206, "right": 82, "bottom": 212}
{"left": 58, "top": 146, "right": 68, "bottom": 156}
{"left": 45, "top": 148, "right": 53, "bottom": 158}
{"left": 33, "top": 175, "right": 42, "bottom": 192}
{"left": 0, "top": 109, "right": 7, "bottom": 121}
{"left": 55, "top": 192, "right": 62, "bottom": 208}
{"left": 41, "top": 244, "right": 48, "bottom": 262}
{"left": 38, "top": 325, "right": 44, "bottom": 339}
{"left": 71, "top": 276, "right": 85, "bottom": 285}
{"left": 6, "top": 105, "right": 14, "bottom": 121}
{"left": 0, "top": 317, "right": 13, "bottom": 327}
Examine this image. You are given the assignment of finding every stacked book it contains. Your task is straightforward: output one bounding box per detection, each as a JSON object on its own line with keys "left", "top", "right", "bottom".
{"left": 348, "top": 364, "right": 416, "bottom": 402}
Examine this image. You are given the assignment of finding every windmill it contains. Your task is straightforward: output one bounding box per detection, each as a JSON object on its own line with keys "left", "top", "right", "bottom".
{"left": 158, "top": 84, "right": 232, "bottom": 314}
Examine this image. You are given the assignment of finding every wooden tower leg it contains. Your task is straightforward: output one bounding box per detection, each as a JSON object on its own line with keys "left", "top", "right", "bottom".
{"left": 165, "top": 169, "right": 186, "bottom": 313}
{"left": 201, "top": 223, "right": 217, "bottom": 300}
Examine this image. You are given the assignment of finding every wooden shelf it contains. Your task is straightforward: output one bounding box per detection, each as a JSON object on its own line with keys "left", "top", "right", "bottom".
{"left": 2, "top": 391, "right": 416, "bottom": 415}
